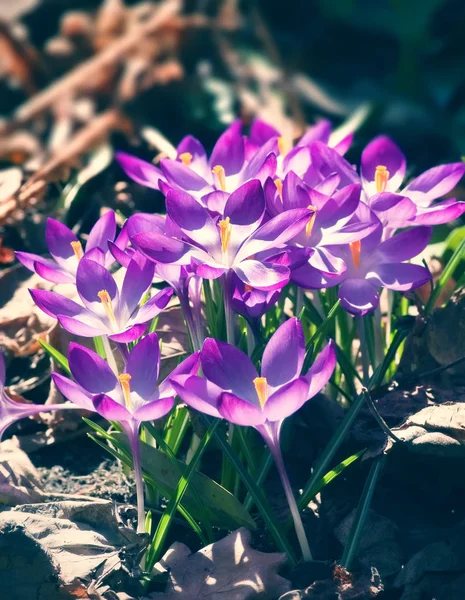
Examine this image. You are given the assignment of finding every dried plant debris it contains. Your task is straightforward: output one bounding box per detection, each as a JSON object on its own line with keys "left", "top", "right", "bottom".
{"left": 0, "top": 499, "right": 147, "bottom": 600}
{"left": 151, "top": 528, "right": 291, "bottom": 599}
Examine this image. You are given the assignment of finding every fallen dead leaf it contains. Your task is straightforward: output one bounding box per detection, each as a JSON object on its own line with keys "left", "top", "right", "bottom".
{"left": 151, "top": 528, "right": 291, "bottom": 599}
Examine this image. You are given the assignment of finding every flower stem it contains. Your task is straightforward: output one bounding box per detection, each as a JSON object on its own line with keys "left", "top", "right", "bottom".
{"left": 223, "top": 274, "right": 235, "bottom": 345}
{"left": 267, "top": 438, "right": 312, "bottom": 561}
{"left": 124, "top": 423, "right": 146, "bottom": 534}
{"left": 295, "top": 286, "right": 304, "bottom": 318}
{"left": 102, "top": 335, "right": 119, "bottom": 375}
{"left": 357, "top": 317, "right": 370, "bottom": 384}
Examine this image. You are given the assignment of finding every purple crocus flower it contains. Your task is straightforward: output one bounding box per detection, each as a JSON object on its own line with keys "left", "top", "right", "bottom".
{"left": 116, "top": 121, "right": 277, "bottom": 201}
{"left": 53, "top": 334, "right": 199, "bottom": 532}
{"left": 265, "top": 172, "right": 377, "bottom": 282}
{"left": 30, "top": 256, "right": 173, "bottom": 342}
{"left": 310, "top": 137, "right": 465, "bottom": 228}
{"left": 0, "top": 352, "right": 81, "bottom": 441}
{"left": 131, "top": 180, "right": 313, "bottom": 292}
{"left": 16, "top": 211, "right": 119, "bottom": 284}
{"left": 171, "top": 318, "right": 336, "bottom": 561}
{"left": 292, "top": 222, "right": 432, "bottom": 315}
{"left": 230, "top": 275, "right": 281, "bottom": 321}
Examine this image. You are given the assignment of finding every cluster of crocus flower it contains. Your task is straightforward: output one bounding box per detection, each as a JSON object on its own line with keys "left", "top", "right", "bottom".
{"left": 2, "top": 118, "right": 464, "bottom": 561}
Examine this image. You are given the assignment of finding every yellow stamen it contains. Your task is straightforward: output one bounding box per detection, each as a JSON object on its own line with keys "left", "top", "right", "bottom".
{"left": 375, "top": 165, "right": 389, "bottom": 193}
{"left": 70, "top": 241, "right": 84, "bottom": 260}
{"left": 275, "top": 178, "right": 283, "bottom": 200}
{"left": 97, "top": 289, "right": 117, "bottom": 326}
{"left": 277, "top": 136, "right": 291, "bottom": 156}
{"left": 305, "top": 205, "right": 317, "bottom": 236}
{"left": 212, "top": 165, "right": 226, "bottom": 191}
{"left": 179, "top": 152, "right": 193, "bottom": 167}
{"left": 219, "top": 216, "right": 232, "bottom": 253}
{"left": 350, "top": 240, "right": 361, "bottom": 268}
{"left": 253, "top": 376, "right": 268, "bottom": 409}
{"left": 118, "top": 373, "right": 133, "bottom": 410}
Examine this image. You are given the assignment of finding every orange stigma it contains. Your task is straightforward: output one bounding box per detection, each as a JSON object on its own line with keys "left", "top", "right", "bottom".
{"left": 275, "top": 178, "right": 283, "bottom": 200}
{"left": 212, "top": 165, "right": 226, "bottom": 191}
{"left": 219, "top": 217, "right": 232, "bottom": 253}
{"left": 179, "top": 152, "right": 193, "bottom": 167}
{"left": 97, "top": 289, "right": 117, "bottom": 326}
{"left": 305, "top": 205, "right": 317, "bottom": 236}
{"left": 350, "top": 240, "right": 361, "bottom": 268}
{"left": 70, "top": 241, "right": 84, "bottom": 260}
{"left": 253, "top": 377, "right": 268, "bottom": 408}
{"left": 118, "top": 373, "right": 132, "bottom": 410}
{"left": 244, "top": 283, "right": 253, "bottom": 293}
{"left": 375, "top": 165, "right": 389, "bottom": 193}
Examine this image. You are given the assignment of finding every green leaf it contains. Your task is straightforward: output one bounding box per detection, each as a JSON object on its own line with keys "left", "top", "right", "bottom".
{"left": 112, "top": 432, "right": 256, "bottom": 530}
{"left": 38, "top": 340, "right": 71, "bottom": 375}
{"left": 426, "top": 234, "right": 465, "bottom": 314}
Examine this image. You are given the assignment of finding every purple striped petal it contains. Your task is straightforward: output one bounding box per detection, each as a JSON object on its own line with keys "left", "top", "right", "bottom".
{"left": 86, "top": 211, "right": 116, "bottom": 253}
{"left": 166, "top": 189, "right": 219, "bottom": 251}
{"left": 310, "top": 142, "right": 359, "bottom": 187}
{"left": 126, "top": 332, "right": 160, "bottom": 398}
{"left": 115, "top": 152, "right": 163, "bottom": 190}
{"left": 68, "top": 342, "right": 118, "bottom": 394}
{"left": 368, "top": 263, "right": 431, "bottom": 291}
{"left": 30, "top": 288, "right": 85, "bottom": 319}
{"left": 170, "top": 374, "right": 222, "bottom": 418}
{"left": 261, "top": 318, "right": 305, "bottom": 389}
{"left": 411, "top": 199, "right": 465, "bottom": 225}
{"left": 133, "top": 396, "right": 174, "bottom": 422}
{"left": 308, "top": 247, "right": 346, "bottom": 277}
{"left": 109, "top": 323, "right": 147, "bottom": 342}
{"left": 93, "top": 394, "right": 132, "bottom": 421}
{"left": 58, "top": 315, "right": 108, "bottom": 337}
{"left": 299, "top": 120, "right": 332, "bottom": 146}
{"left": 224, "top": 180, "right": 265, "bottom": 228}
{"left": 376, "top": 226, "right": 431, "bottom": 262}
{"left": 250, "top": 119, "right": 280, "bottom": 146}
{"left": 209, "top": 120, "right": 244, "bottom": 175}
{"left": 218, "top": 392, "right": 265, "bottom": 426}
{"left": 233, "top": 259, "right": 289, "bottom": 291}
{"left": 305, "top": 340, "right": 336, "bottom": 399}
{"left": 176, "top": 135, "right": 209, "bottom": 177}
{"left": 201, "top": 338, "right": 258, "bottom": 402}
{"left": 361, "top": 136, "right": 406, "bottom": 194}
{"left": 45, "top": 218, "right": 79, "bottom": 270}
{"left": 76, "top": 258, "right": 118, "bottom": 319}
{"left": 161, "top": 158, "right": 210, "bottom": 191}
{"left": 368, "top": 192, "right": 417, "bottom": 228}
{"left": 262, "top": 377, "right": 309, "bottom": 422}
{"left": 34, "top": 258, "right": 75, "bottom": 283}
{"left": 132, "top": 232, "right": 189, "bottom": 264}
{"left": 52, "top": 373, "right": 95, "bottom": 411}
{"left": 403, "top": 163, "right": 465, "bottom": 206}
{"left": 338, "top": 279, "right": 380, "bottom": 315}
{"left": 128, "top": 287, "right": 173, "bottom": 325}
{"left": 160, "top": 351, "right": 200, "bottom": 396}
{"left": 118, "top": 257, "right": 155, "bottom": 322}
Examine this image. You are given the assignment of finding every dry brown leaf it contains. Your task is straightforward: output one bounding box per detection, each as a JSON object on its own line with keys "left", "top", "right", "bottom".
{"left": 152, "top": 528, "right": 291, "bottom": 599}
{"left": 0, "top": 437, "right": 45, "bottom": 505}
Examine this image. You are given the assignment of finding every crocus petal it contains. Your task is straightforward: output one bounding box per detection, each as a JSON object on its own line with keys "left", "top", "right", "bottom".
{"left": 133, "top": 396, "right": 175, "bottom": 422}
{"left": 338, "top": 279, "right": 380, "bottom": 315}
{"left": 282, "top": 171, "right": 311, "bottom": 211}
{"left": 93, "top": 394, "right": 132, "bottom": 421}
{"left": 126, "top": 332, "right": 160, "bottom": 398}
{"left": 262, "top": 377, "right": 309, "bottom": 422}
{"left": 166, "top": 189, "right": 219, "bottom": 251}
{"left": 115, "top": 152, "right": 163, "bottom": 190}
{"left": 224, "top": 180, "right": 265, "bottom": 229}
{"left": 368, "top": 192, "right": 417, "bottom": 229}
{"left": 376, "top": 226, "right": 431, "bottom": 262}
{"left": 209, "top": 120, "right": 244, "bottom": 175}
{"left": 305, "top": 340, "right": 336, "bottom": 399}
{"left": 282, "top": 147, "right": 311, "bottom": 178}
{"left": 403, "top": 163, "right": 465, "bottom": 207}
{"left": 68, "top": 342, "right": 117, "bottom": 393}
{"left": 236, "top": 208, "right": 312, "bottom": 262}
{"left": 368, "top": 263, "right": 431, "bottom": 291}
{"left": 201, "top": 338, "right": 258, "bottom": 403}
{"left": 233, "top": 260, "right": 289, "bottom": 291}
{"left": 317, "top": 184, "right": 361, "bottom": 226}
{"left": 118, "top": 257, "right": 155, "bottom": 322}
{"left": 250, "top": 119, "right": 280, "bottom": 146}
{"left": 310, "top": 142, "right": 359, "bottom": 187}
{"left": 176, "top": 135, "right": 209, "bottom": 177}
{"left": 243, "top": 150, "right": 277, "bottom": 184}
{"left": 76, "top": 259, "right": 118, "bottom": 319}
{"left": 411, "top": 199, "right": 465, "bottom": 225}
{"left": 0, "top": 354, "right": 5, "bottom": 386}
{"left": 57, "top": 315, "right": 108, "bottom": 337}
{"left": 45, "top": 218, "right": 79, "bottom": 270}
{"left": 299, "top": 120, "right": 332, "bottom": 146}
{"left": 194, "top": 262, "right": 228, "bottom": 280}
{"left": 86, "top": 211, "right": 117, "bottom": 253}
{"left": 261, "top": 318, "right": 305, "bottom": 389}
{"left": 361, "top": 136, "right": 406, "bottom": 194}
{"left": 109, "top": 323, "right": 147, "bottom": 342}
{"left": 291, "top": 261, "right": 342, "bottom": 290}
{"left": 29, "top": 288, "right": 85, "bottom": 319}
{"left": 161, "top": 158, "right": 210, "bottom": 191}
{"left": 160, "top": 351, "right": 200, "bottom": 396}
{"left": 128, "top": 287, "right": 173, "bottom": 324}
{"left": 34, "top": 258, "right": 75, "bottom": 284}
{"left": 126, "top": 213, "right": 166, "bottom": 238}
{"left": 132, "top": 232, "right": 189, "bottom": 265}
{"left": 170, "top": 374, "right": 222, "bottom": 418}
{"left": 218, "top": 392, "right": 266, "bottom": 426}
{"left": 52, "top": 373, "right": 95, "bottom": 411}
{"left": 331, "top": 132, "right": 353, "bottom": 156}
{"left": 308, "top": 247, "right": 347, "bottom": 276}
{"left": 108, "top": 241, "right": 133, "bottom": 268}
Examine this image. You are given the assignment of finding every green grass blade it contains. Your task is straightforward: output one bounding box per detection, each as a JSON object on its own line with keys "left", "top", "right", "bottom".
{"left": 38, "top": 340, "right": 71, "bottom": 375}
{"left": 145, "top": 420, "right": 220, "bottom": 571}
{"left": 426, "top": 235, "right": 465, "bottom": 314}
{"left": 93, "top": 336, "right": 106, "bottom": 359}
